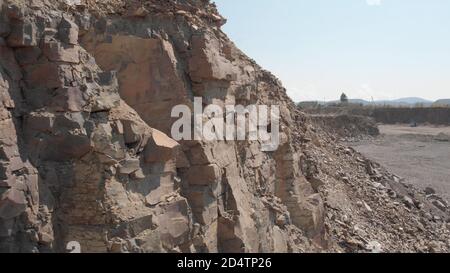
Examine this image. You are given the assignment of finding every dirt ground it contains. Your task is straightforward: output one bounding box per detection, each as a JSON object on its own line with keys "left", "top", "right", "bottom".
{"left": 349, "top": 125, "right": 450, "bottom": 202}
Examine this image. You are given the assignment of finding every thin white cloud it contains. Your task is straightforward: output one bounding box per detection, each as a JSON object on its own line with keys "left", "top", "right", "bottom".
{"left": 287, "top": 83, "right": 325, "bottom": 102}
{"left": 366, "top": 0, "right": 382, "bottom": 6}
{"left": 353, "top": 83, "right": 394, "bottom": 101}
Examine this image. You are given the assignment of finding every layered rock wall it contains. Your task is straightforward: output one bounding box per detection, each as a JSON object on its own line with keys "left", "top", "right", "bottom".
{"left": 0, "top": 0, "right": 323, "bottom": 253}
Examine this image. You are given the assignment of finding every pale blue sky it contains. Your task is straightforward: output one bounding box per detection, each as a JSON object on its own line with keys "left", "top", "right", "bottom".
{"left": 215, "top": 0, "right": 450, "bottom": 102}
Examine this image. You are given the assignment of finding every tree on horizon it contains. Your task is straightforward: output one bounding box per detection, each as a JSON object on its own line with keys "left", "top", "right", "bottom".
{"left": 340, "top": 92, "right": 349, "bottom": 104}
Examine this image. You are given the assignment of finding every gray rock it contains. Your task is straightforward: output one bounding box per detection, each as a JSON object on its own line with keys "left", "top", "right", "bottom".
{"left": 403, "top": 196, "right": 415, "bottom": 209}
{"left": 432, "top": 200, "right": 447, "bottom": 212}
{"left": 366, "top": 241, "right": 383, "bottom": 253}
{"left": 119, "top": 158, "right": 141, "bottom": 175}
{"left": 425, "top": 187, "right": 436, "bottom": 195}
{"left": 58, "top": 16, "right": 79, "bottom": 45}
{"left": 0, "top": 19, "right": 10, "bottom": 37}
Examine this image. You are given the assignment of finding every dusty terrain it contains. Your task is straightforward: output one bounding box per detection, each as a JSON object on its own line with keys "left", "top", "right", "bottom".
{"left": 350, "top": 125, "right": 450, "bottom": 202}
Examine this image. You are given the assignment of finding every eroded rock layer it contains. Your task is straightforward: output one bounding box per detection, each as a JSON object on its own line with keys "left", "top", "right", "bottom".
{"left": 1, "top": 0, "right": 449, "bottom": 253}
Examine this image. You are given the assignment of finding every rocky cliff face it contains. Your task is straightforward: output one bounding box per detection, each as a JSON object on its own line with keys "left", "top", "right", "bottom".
{"left": 1, "top": 0, "right": 449, "bottom": 253}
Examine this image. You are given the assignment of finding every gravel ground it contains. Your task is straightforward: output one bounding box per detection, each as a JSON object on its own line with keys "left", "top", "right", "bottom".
{"left": 349, "top": 125, "right": 450, "bottom": 202}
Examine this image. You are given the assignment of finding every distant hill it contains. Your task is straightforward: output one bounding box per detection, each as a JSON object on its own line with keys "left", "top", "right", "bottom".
{"left": 301, "top": 97, "right": 436, "bottom": 107}
{"left": 322, "top": 99, "right": 371, "bottom": 105}
{"left": 378, "top": 97, "right": 433, "bottom": 107}
{"left": 433, "top": 99, "right": 450, "bottom": 106}
{"left": 348, "top": 99, "right": 371, "bottom": 105}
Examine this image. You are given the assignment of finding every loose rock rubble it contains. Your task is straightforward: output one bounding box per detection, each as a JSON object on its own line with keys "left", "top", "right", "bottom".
{"left": 308, "top": 114, "right": 380, "bottom": 142}
{"left": 303, "top": 125, "right": 450, "bottom": 252}
{"left": 0, "top": 0, "right": 448, "bottom": 253}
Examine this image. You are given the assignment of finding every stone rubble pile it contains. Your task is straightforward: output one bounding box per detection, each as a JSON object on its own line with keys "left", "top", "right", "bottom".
{"left": 308, "top": 114, "right": 380, "bottom": 142}
{"left": 301, "top": 134, "right": 450, "bottom": 252}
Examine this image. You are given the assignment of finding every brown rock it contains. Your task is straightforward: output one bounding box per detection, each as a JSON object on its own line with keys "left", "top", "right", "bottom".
{"left": 127, "top": 6, "right": 149, "bottom": 18}
{"left": 24, "top": 63, "right": 63, "bottom": 89}
{"left": 14, "top": 47, "right": 41, "bottom": 65}
{"left": 121, "top": 119, "right": 145, "bottom": 145}
{"left": 185, "top": 164, "right": 220, "bottom": 186}
{"left": 41, "top": 133, "right": 92, "bottom": 161}
{"left": 292, "top": 193, "right": 324, "bottom": 237}
{"left": 272, "top": 226, "right": 288, "bottom": 253}
{"left": 6, "top": 21, "right": 37, "bottom": 47}
{"left": 5, "top": 4, "right": 24, "bottom": 20}
{"left": 38, "top": 232, "right": 54, "bottom": 246}
{"left": 144, "top": 130, "right": 179, "bottom": 163}
{"left": 42, "top": 41, "right": 80, "bottom": 63}
{"left": 51, "top": 87, "right": 85, "bottom": 112}
{"left": 157, "top": 198, "right": 191, "bottom": 248}
{"left": 0, "top": 189, "right": 27, "bottom": 219}
{"left": 25, "top": 113, "right": 55, "bottom": 133}
{"left": 188, "top": 33, "right": 237, "bottom": 84}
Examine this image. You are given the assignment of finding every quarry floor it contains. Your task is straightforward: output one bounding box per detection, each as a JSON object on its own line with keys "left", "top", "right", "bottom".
{"left": 349, "top": 125, "right": 450, "bottom": 202}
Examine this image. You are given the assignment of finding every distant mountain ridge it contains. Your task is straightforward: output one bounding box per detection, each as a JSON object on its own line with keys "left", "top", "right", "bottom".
{"left": 302, "top": 97, "right": 447, "bottom": 107}
{"left": 433, "top": 99, "right": 450, "bottom": 106}
{"left": 374, "top": 97, "right": 433, "bottom": 107}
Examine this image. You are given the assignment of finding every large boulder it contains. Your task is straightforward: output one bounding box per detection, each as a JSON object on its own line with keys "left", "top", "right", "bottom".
{"left": 144, "top": 130, "right": 180, "bottom": 164}
{"left": 156, "top": 198, "right": 192, "bottom": 249}
{"left": 0, "top": 189, "right": 27, "bottom": 220}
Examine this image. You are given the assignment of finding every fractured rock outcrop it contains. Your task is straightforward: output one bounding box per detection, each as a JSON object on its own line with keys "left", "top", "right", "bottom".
{"left": 0, "top": 0, "right": 322, "bottom": 253}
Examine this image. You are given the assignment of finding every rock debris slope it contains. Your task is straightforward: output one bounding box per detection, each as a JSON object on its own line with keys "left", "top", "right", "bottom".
{"left": 0, "top": 0, "right": 449, "bottom": 253}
